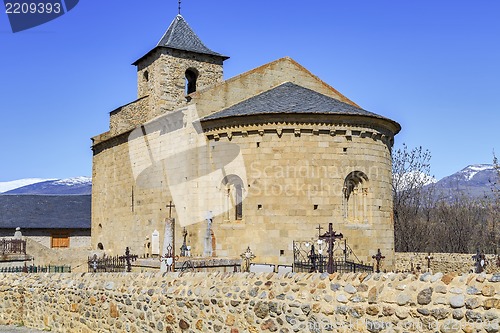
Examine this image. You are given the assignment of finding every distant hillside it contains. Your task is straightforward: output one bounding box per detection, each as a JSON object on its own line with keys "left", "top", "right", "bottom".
{"left": 0, "top": 178, "right": 56, "bottom": 193}
{"left": 430, "top": 164, "right": 498, "bottom": 200}
{"left": 0, "top": 177, "right": 92, "bottom": 195}
{"left": 0, "top": 195, "right": 90, "bottom": 229}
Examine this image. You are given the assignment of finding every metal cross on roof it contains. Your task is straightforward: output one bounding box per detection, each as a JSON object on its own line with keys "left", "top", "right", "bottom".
{"left": 178, "top": 0, "right": 182, "bottom": 15}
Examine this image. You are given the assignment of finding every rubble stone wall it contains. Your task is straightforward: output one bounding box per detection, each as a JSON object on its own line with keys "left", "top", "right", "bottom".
{"left": 0, "top": 272, "right": 499, "bottom": 333}
{"left": 396, "top": 252, "right": 500, "bottom": 275}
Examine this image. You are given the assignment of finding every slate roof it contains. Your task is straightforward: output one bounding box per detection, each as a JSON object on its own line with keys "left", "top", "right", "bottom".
{"left": 133, "top": 15, "right": 228, "bottom": 65}
{"left": 156, "top": 14, "right": 226, "bottom": 57}
{"left": 201, "top": 82, "right": 399, "bottom": 128}
{"left": 0, "top": 195, "right": 91, "bottom": 230}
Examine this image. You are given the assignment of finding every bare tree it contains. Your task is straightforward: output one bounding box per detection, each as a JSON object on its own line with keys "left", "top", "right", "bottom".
{"left": 486, "top": 153, "right": 500, "bottom": 253}
{"left": 392, "top": 144, "right": 433, "bottom": 252}
{"left": 393, "top": 145, "right": 496, "bottom": 254}
{"left": 433, "top": 195, "right": 485, "bottom": 253}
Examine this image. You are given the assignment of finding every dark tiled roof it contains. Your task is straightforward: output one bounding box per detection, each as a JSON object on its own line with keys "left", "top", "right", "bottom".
{"left": 201, "top": 82, "right": 398, "bottom": 126}
{"left": 0, "top": 195, "right": 91, "bottom": 230}
{"left": 157, "top": 15, "right": 226, "bottom": 58}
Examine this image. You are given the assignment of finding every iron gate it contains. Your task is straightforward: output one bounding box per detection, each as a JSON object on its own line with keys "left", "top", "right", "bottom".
{"left": 293, "top": 239, "right": 373, "bottom": 273}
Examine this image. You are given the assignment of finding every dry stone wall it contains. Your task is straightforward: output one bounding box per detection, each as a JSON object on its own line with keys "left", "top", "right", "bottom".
{"left": 396, "top": 253, "right": 500, "bottom": 275}
{"left": 0, "top": 272, "right": 499, "bottom": 333}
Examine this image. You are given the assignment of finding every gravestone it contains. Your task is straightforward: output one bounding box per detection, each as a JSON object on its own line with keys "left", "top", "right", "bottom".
{"left": 13, "top": 227, "right": 22, "bottom": 239}
{"left": 151, "top": 230, "right": 160, "bottom": 256}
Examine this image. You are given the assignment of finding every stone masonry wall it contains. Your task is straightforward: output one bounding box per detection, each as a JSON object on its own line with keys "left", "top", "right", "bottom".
{"left": 0, "top": 272, "right": 499, "bottom": 333}
{"left": 396, "top": 253, "right": 500, "bottom": 275}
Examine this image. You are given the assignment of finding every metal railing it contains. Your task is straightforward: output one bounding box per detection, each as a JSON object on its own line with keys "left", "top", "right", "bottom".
{"left": 88, "top": 254, "right": 126, "bottom": 273}
{"left": 1, "top": 239, "right": 26, "bottom": 255}
{"left": 0, "top": 265, "right": 71, "bottom": 273}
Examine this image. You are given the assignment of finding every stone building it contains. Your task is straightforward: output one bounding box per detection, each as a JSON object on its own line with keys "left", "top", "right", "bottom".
{"left": 91, "top": 14, "right": 400, "bottom": 267}
{"left": 0, "top": 195, "right": 91, "bottom": 249}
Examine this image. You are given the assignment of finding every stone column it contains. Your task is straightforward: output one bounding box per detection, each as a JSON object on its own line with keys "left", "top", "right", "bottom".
{"left": 161, "top": 218, "right": 175, "bottom": 273}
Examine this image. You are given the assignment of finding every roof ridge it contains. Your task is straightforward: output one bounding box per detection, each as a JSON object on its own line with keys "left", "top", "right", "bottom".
{"left": 190, "top": 57, "right": 357, "bottom": 107}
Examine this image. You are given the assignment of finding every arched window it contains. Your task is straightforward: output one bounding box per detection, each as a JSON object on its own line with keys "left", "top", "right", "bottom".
{"left": 185, "top": 68, "right": 199, "bottom": 94}
{"left": 343, "top": 171, "right": 369, "bottom": 223}
{"left": 221, "top": 174, "right": 244, "bottom": 221}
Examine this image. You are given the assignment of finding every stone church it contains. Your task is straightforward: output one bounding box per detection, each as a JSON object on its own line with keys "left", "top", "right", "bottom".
{"left": 91, "top": 14, "right": 401, "bottom": 268}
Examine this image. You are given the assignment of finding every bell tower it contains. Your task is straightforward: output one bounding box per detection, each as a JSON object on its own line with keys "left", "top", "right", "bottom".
{"left": 132, "top": 15, "right": 229, "bottom": 120}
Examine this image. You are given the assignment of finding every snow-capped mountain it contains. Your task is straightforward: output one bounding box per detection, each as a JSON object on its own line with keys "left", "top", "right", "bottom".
{"left": 0, "top": 178, "right": 56, "bottom": 193}
{"left": 393, "top": 171, "right": 437, "bottom": 191}
{"left": 431, "top": 164, "right": 498, "bottom": 199}
{"left": 455, "top": 164, "right": 496, "bottom": 181}
{"left": 0, "top": 177, "right": 92, "bottom": 195}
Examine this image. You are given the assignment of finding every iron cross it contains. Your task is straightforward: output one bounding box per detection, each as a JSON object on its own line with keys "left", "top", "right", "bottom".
{"left": 166, "top": 201, "right": 175, "bottom": 219}
{"left": 426, "top": 252, "right": 433, "bottom": 270}
{"left": 119, "top": 247, "right": 138, "bottom": 272}
{"left": 316, "top": 224, "right": 323, "bottom": 239}
{"left": 319, "top": 223, "right": 343, "bottom": 274}
{"left": 372, "top": 249, "right": 385, "bottom": 273}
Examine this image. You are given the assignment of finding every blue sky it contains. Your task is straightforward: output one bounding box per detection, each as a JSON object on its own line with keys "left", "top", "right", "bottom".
{"left": 0, "top": 0, "right": 498, "bottom": 181}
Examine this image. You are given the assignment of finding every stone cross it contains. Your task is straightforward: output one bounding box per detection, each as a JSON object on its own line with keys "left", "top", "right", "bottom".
{"left": 426, "top": 252, "right": 433, "bottom": 271}
{"left": 203, "top": 211, "right": 214, "bottom": 257}
{"left": 319, "top": 223, "right": 343, "bottom": 274}
{"left": 166, "top": 201, "right": 175, "bottom": 218}
{"left": 372, "top": 249, "right": 385, "bottom": 273}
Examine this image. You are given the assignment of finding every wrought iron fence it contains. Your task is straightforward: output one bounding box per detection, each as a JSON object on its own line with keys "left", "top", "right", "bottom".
{"left": 0, "top": 265, "right": 71, "bottom": 273}
{"left": 293, "top": 239, "right": 373, "bottom": 273}
{"left": 88, "top": 254, "right": 126, "bottom": 273}
{"left": 178, "top": 260, "right": 241, "bottom": 273}
{"left": 1, "top": 239, "right": 26, "bottom": 255}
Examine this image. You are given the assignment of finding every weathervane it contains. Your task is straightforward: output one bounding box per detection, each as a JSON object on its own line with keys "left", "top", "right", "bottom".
{"left": 178, "top": 0, "right": 182, "bottom": 15}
